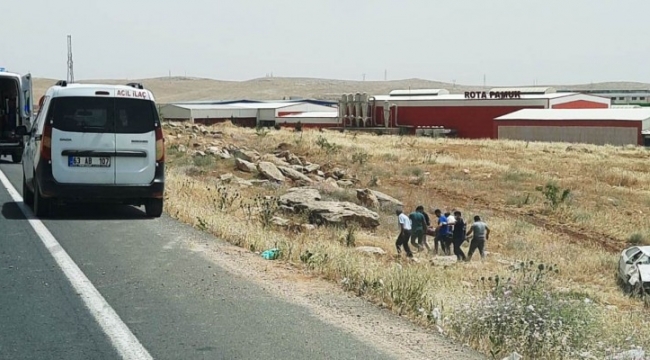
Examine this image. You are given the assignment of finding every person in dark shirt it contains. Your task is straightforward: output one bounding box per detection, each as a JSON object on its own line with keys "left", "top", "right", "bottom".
{"left": 451, "top": 210, "right": 467, "bottom": 261}
{"left": 421, "top": 208, "right": 432, "bottom": 252}
{"left": 434, "top": 209, "right": 452, "bottom": 255}
{"left": 409, "top": 205, "right": 431, "bottom": 252}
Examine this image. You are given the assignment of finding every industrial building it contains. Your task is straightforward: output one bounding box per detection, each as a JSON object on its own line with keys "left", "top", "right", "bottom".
{"left": 159, "top": 100, "right": 337, "bottom": 127}
{"left": 276, "top": 112, "right": 339, "bottom": 128}
{"left": 494, "top": 108, "right": 650, "bottom": 146}
{"left": 338, "top": 87, "right": 611, "bottom": 139}
{"left": 558, "top": 89, "right": 650, "bottom": 106}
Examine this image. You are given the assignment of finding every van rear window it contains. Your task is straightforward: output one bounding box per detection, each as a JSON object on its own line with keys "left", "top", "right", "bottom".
{"left": 47, "top": 96, "right": 158, "bottom": 134}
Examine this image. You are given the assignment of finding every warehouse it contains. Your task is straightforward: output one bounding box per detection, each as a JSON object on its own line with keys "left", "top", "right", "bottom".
{"left": 341, "top": 87, "right": 611, "bottom": 139}
{"left": 276, "top": 112, "right": 339, "bottom": 128}
{"left": 494, "top": 108, "right": 650, "bottom": 146}
{"left": 158, "top": 103, "right": 258, "bottom": 127}
{"left": 159, "top": 100, "right": 336, "bottom": 127}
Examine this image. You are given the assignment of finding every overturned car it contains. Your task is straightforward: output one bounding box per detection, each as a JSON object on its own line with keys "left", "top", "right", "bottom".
{"left": 617, "top": 246, "right": 650, "bottom": 296}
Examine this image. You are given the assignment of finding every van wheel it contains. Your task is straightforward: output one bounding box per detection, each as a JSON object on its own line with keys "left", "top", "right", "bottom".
{"left": 22, "top": 174, "right": 34, "bottom": 207}
{"left": 12, "top": 152, "right": 23, "bottom": 164}
{"left": 145, "top": 198, "right": 163, "bottom": 218}
{"left": 33, "top": 179, "right": 50, "bottom": 218}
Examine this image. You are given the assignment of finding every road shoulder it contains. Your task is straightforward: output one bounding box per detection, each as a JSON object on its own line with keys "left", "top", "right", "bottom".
{"left": 181, "top": 228, "right": 485, "bottom": 360}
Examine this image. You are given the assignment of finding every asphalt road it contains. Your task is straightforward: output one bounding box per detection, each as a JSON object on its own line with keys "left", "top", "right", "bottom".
{"left": 0, "top": 157, "right": 395, "bottom": 360}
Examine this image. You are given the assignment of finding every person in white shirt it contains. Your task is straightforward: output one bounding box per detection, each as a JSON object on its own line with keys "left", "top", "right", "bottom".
{"left": 446, "top": 211, "right": 456, "bottom": 230}
{"left": 395, "top": 209, "right": 414, "bottom": 258}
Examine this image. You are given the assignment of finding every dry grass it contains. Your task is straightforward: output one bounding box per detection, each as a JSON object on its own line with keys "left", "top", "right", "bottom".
{"left": 163, "top": 123, "right": 650, "bottom": 359}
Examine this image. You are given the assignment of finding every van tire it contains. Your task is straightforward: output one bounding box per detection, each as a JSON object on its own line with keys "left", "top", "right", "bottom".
{"left": 22, "top": 174, "right": 34, "bottom": 207}
{"left": 145, "top": 198, "right": 163, "bottom": 218}
{"left": 12, "top": 152, "right": 23, "bottom": 164}
{"left": 33, "top": 179, "right": 50, "bottom": 218}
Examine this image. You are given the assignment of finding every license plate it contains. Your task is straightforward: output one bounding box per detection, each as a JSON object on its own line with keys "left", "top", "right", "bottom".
{"left": 68, "top": 156, "right": 111, "bottom": 167}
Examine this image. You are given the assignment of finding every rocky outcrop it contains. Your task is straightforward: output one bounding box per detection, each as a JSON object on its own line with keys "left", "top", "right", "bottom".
{"left": 279, "top": 188, "right": 380, "bottom": 228}
{"left": 257, "top": 162, "right": 286, "bottom": 182}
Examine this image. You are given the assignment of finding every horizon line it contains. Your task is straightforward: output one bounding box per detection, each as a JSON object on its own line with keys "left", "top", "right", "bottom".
{"left": 31, "top": 75, "right": 650, "bottom": 88}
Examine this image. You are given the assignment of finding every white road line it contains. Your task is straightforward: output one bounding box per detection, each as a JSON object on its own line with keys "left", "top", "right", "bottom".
{"left": 0, "top": 169, "right": 153, "bottom": 360}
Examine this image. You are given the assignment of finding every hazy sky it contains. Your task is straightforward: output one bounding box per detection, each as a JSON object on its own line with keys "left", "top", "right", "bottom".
{"left": 1, "top": 0, "right": 647, "bottom": 85}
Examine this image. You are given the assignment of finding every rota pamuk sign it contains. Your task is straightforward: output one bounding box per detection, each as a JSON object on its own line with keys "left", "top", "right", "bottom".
{"left": 464, "top": 91, "right": 522, "bottom": 99}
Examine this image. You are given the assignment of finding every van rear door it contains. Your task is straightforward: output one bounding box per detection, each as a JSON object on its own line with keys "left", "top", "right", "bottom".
{"left": 49, "top": 94, "right": 116, "bottom": 185}
{"left": 113, "top": 94, "right": 157, "bottom": 185}
{"left": 20, "top": 73, "right": 33, "bottom": 125}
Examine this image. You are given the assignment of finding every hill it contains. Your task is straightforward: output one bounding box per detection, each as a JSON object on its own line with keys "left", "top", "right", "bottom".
{"left": 32, "top": 76, "right": 650, "bottom": 104}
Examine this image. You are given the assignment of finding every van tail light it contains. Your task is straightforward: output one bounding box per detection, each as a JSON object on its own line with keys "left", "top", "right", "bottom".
{"left": 40, "top": 122, "right": 53, "bottom": 161}
{"left": 155, "top": 124, "right": 164, "bottom": 162}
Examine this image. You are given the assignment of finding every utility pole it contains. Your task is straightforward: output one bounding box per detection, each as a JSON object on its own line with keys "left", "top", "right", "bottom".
{"left": 384, "top": 69, "right": 387, "bottom": 81}
{"left": 362, "top": 73, "right": 366, "bottom": 81}
{"left": 67, "top": 35, "right": 74, "bottom": 83}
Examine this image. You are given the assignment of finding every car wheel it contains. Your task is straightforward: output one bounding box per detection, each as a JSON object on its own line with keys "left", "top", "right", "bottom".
{"left": 33, "top": 178, "right": 50, "bottom": 218}
{"left": 22, "top": 174, "right": 34, "bottom": 207}
{"left": 145, "top": 198, "right": 163, "bottom": 218}
{"left": 11, "top": 151, "right": 23, "bottom": 164}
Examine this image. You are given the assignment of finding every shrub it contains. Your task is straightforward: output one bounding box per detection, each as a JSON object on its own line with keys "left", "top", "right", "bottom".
{"left": 339, "top": 223, "right": 358, "bottom": 247}
{"left": 536, "top": 181, "right": 571, "bottom": 210}
{"left": 351, "top": 150, "right": 371, "bottom": 165}
{"left": 255, "top": 125, "right": 269, "bottom": 137}
{"left": 628, "top": 232, "right": 649, "bottom": 246}
{"left": 446, "top": 261, "right": 597, "bottom": 359}
{"left": 193, "top": 155, "right": 215, "bottom": 168}
{"left": 403, "top": 166, "right": 424, "bottom": 177}
{"left": 316, "top": 135, "right": 342, "bottom": 154}
{"left": 255, "top": 195, "right": 280, "bottom": 228}
{"left": 211, "top": 185, "right": 241, "bottom": 211}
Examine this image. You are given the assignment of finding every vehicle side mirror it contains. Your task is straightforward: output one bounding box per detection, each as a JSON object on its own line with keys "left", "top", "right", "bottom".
{"left": 15, "top": 125, "right": 27, "bottom": 136}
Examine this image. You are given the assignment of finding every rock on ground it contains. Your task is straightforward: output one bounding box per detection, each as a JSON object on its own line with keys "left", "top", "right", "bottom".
{"left": 357, "top": 189, "right": 403, "bottom": 208}
{"left": 257, "top": 162, "right": 286, "bottom": 182}
{"left": 233, "top": 149, "right": 260, "bottom": 162}
{"left": 356, "top": 246, "right": 386, "bottom": 255}
{"left": 304, "top": 163, "right": 320, "bottom": 173}
{"left": 279, "top": 166, "right": 313, "bottom": 183}
{"left": 261, "top": 153, "right": 291, "bottom": 167}
{"left": 235, "top": 158, "right": 257, "bottom": 173}
{"left": 356, "top": 189, "right": 380, "bottom": 209}
{"left": 279, "top": 188, "right": 380, "bottom": 228}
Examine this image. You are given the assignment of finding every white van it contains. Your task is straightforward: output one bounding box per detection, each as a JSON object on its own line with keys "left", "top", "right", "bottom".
{"left": 0, "top": 68, "right": 32, "bottom": 162}
{"left": 22, "top": 80, "right": 165, "bottom": 218}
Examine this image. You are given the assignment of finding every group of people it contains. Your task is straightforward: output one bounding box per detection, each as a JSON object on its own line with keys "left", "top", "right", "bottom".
{"left": 395, "top": 206, "right": 490, "bottom": 262}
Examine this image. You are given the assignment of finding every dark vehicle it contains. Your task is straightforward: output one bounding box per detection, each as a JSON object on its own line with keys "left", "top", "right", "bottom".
{"left": 0, "top": 69, "right": 33, "bottom": 163}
